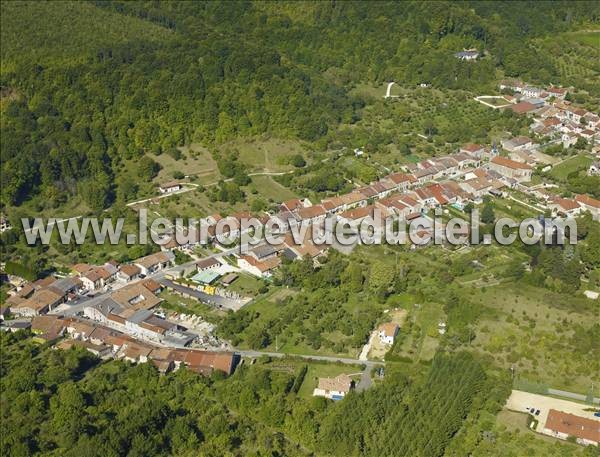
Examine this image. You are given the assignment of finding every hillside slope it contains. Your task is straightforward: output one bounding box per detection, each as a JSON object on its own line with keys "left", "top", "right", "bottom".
{"left": 1, "top": 1, "right": 172, "bottom": 70}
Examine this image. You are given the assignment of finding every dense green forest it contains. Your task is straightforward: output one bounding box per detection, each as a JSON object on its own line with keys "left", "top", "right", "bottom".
{"left": 1, "top": 331, "right": 520, "bottom": 457}
{"left": 1, "top": 1, "right": 599, "bottom": 210}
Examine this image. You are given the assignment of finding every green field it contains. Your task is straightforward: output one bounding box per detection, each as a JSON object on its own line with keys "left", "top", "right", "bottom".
{"left": 467, "top": 283, "right": 597, "bottom": 393}
{"left": 217, "top": 138, "right": 308, "bottom": 173}
{"left": 249, "top": 175, "right": 298, "bottom": 202}
{"left": 390, "top": 301, "right": 445, "bottom": 361}
{"left": 566, "top": 30, "right": 600, "bottom": 47}
{"left": 154, "top": 144, "right": 220, "bottom": 185}
{"left": 549, "top": 154, "right": 593, "bottom": 181}
{"left": 225, "top": 273, "right": 266, "bottom": 296}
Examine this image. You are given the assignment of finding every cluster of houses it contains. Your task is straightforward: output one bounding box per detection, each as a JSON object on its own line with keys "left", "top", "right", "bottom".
{"left": 28, "top": 314, "right": 235, "bottom": 375}
{"left": 1, "top": 247, "right": 243, "bottom": 376}
{"left": 3, "top": 252, "right": 176, "bottom": 318}
{"left": 545, "top": 193, "right": 600, "bottom": 219}
{"left": 498, "top": 79, "right": 600, "bottom": 148}
{"left": 82, "top": 280, "right": 199, "bottom": 347}
{"left": 3, "top": 276, "right": 83, "bottom": 317}
{"left": 153, "top": 142, "right": 598, "bottom": 279}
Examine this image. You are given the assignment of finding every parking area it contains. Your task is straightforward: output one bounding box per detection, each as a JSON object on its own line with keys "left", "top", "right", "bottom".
{"left": 506, "top": 390, "right": 599, "bottom": 433}
{"left": 159, "top": 278, "right": 250, "bottom": 311}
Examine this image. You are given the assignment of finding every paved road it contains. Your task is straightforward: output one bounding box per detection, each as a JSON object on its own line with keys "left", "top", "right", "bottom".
{"left": 53, "top": 244, "right": 253, "bottom": 318}
{"left": 236, "top": 349, "right": 382, "bottom": 367}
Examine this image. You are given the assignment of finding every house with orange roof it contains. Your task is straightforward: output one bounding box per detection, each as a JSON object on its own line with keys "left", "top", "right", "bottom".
{"left": 10, "top": 288, "right": 65, "bottom": 317}
{"left": 378, "top": 322, "right": 399, "bottom": 344}
{"left": 460, "top": 143, "right": 485, "bottom": 158}
{"left": 489, "top": 156, "right": 533, "bottom": 182}
{"left": 238, "top": 255, "right": 281, "bottom": 278}
{"left": 547, "top": 86, "right": 567, "bottom": 99}
{"left": 509, "top": 101, "right": 537, "bottom": 115}
{"left": 387, "top": 172, "right": 417, "bottom": 191}
{"left": 376, "top": 195, "right": 410, "bottom": 219}
{"left": 414, "top": 187, "right": 439, "bottom": 208}
{"left": 313, "top": 374, "right": 354, "bottom": 400}
{"left": 459, "top": 177, "right": 493, "bottom": 199}
{"left": 548, "top": 197, "right": 581, "bottom": 217}
{"left": 336, "top": 205, "right": 385, "bottom": 229}
{"left": 118, "top": 264, "right": 141, "bottom": 282}
{"left": 542, "top": 409, "right": 599, "bottom": 446}
{"left": 575, "top": 194, "right": 600, "bottom": 220}
{"left": 297, "top": 204, "right": 327, "bottom": 223}
{"left": 280, "top": 198, "right": 312, "bottom": 213}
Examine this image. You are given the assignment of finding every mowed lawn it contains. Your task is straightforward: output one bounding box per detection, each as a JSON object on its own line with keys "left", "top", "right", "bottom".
{"left": 225, "top": 273, "right": 265, "bottom": 297}
{"left": 565, "top": 30, "right": 600, "bottom": 47}
{"left": 549, "top": 154, "right": 593, "bottom": 181}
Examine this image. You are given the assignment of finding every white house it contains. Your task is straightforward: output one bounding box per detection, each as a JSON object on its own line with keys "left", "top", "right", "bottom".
{"left": 562, "top": 133, "right": 578, "bottom": 149}
{"left": 521, "top": 86, "right": 543, "bottom": 98}
{"left": 454, "top": 50, "right": 478, "bottom": 61}
{"left": 575, "top": 194, "right": 600, "bottom": 220}
{"left": 238, "top": 255, "right": 281, "bottom": 278}
{"left": 134, "top": 251, "right": 175, "bottom": 276}
{"left": 378, "top": 322, "right": 399, "bottom": 345}
{"left": 159, "top": 182, "right": 182, "bottom": 194}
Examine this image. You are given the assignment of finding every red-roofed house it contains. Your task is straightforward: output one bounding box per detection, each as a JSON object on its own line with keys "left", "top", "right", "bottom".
{"left": 510, "top": 101, "right": 537, "bottom": 115}
{"left": 542, "top": 409, "right": 599, "bottom": 446}
{"left": 574, "top": 194, "right": 600, "bottom": 219}
{"left": 460, "top": 143, "right": 485, "bottom": 158}
{"left": 489, "top": 157, "right": 533, "bottom": 182}
{"left": 548, "top": 197, "right": 581, "bottom": 217}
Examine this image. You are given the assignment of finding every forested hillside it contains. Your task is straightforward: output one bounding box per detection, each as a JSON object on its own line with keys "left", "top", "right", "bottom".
{"left": 1, "top": 1, "right": 599, "bottom": 209}
{"left": 1, "top": 331, "right": 511, "bottom": 457}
